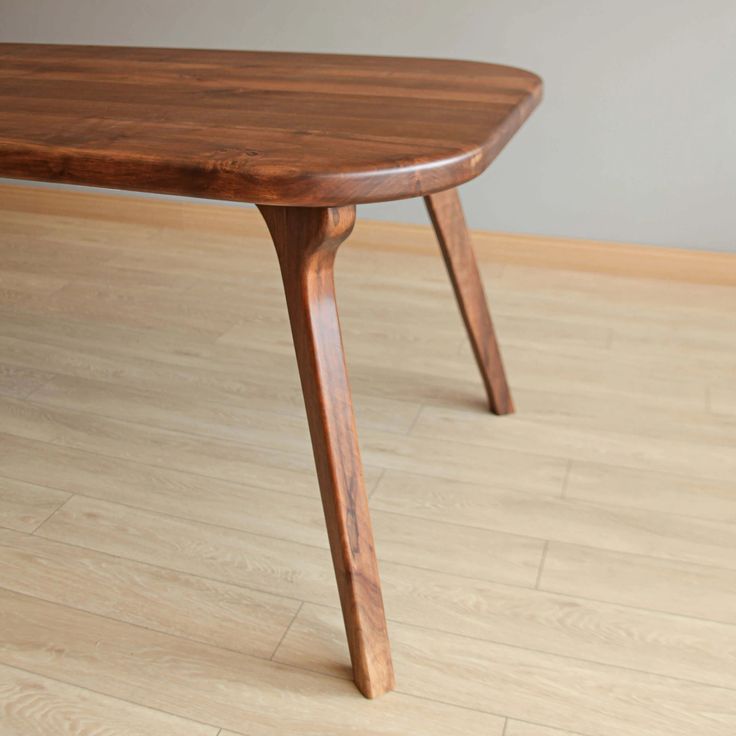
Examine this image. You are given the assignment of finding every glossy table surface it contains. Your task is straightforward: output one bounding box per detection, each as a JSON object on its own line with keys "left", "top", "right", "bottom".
{"left": 0, "top": 43, "right": 542, "bottom": 206}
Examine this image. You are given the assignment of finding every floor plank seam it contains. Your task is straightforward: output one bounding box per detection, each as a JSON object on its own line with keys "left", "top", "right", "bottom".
{"left": 270, "top": 601, "right": 304, "bottom": 661}
{"left": 408, "top": 420, "right": 736, "bottom": 484}
{"left": 31, "top": 493, "right": 76, "bottom": 536}
{"left": 6, "top": 567, "right": 735, "bottom": 696}
{"left": 27, "top": 492, "right": 74, "bottom": 535}
{"left": 269, "top": 656, "right": 577, "bottom": 727}
{"left": 13, "top": 533, "right": 308, "bottom": 605}
{"left": 374, "top": 436, "right": 736, "bottom": 500}
{"left": 508, "top": 716, "right": 595, "bottom": 736}
{"left": 8, "top": 415, "right": 736, "bottom": 532}
{"left": 16, "top": 474, "right": 736, "bottom": 610}
{"left": 534, "top": 541, "right": 549, "bottom": 590}
{"left": 533, "top": 572, "right": 736, "bottom": 627}
{"left": 383, "top": 619, "right": 736, "bottom": 688}
{"left": 6, "top": 335, "right": 732, "bottom": 465}
{"left": 368, "top": 468, "right": 386, "bottom": 499}
{"left": 0, "top": 583, "right": 299, "bottom": 661}
{"left": 405, "top": 402, "right": 425, "bottom": 436}
{"left": 21, "top": 385, "right": 736, "bottom": 531}
{"left": 7, "top": 450, "right": 736, "bottom": 591}
{"left": 12, "top": 383, "right": 637, "bottom": 480}
{"left": 30, "top": 497, "right": 540, "bottom": 588}
{"left": 366, "top": 502, "right": 736, "bottom": 574}
{"left": 0, "top": 431, "right": 326, "bottom": 510}
{"left": 18, "top": 391, "right": 362, "bottom": 460}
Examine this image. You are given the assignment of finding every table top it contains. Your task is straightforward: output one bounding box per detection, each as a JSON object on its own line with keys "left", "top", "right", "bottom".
{"left": 0, "top": 44, "right": 542, "bottom": 206}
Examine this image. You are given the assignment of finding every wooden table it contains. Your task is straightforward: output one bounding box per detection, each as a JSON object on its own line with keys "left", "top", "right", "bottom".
{"left": 0, "top": 43, "right": 542, "bottom": 698}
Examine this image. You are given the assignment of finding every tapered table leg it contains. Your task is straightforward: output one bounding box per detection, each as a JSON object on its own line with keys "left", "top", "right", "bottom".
{"left": 257, "top": 204, "right": 395, "bottom": 698}
{"left": 425, "top": 188, "right": 514, "bottom": 415}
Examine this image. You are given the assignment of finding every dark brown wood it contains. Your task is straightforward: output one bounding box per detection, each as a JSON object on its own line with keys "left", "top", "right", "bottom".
{"left": 0, "top": 43, "right": 542, "bottom": 207}
{"left": 425, "top": 188, "right": 514, "bottom": 414}
{"left": 257, "top": 203, "right": 394, "bottom": 698}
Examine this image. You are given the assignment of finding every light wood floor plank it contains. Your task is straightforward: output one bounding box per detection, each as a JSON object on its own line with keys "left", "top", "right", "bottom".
{"left": 541, "top": 542, "right": 736, "bottom": 624}
{"left": 34, "top": 494, "right": 340, "bottom": 606}
{"left": 0, "top": 302, "right": 715, "bottom": 421}
{"left": 32, "top": 495, "right": 736, "bottom": 690}
{"left": 28, "top": 373, "right": 421, "bottom": 445}
{"left": 0, "top": 663, "right": 218, "bottom": 736}
{"left": 412, "top": 404, "right": 735, "bottom": 483}
{"left": 274, "top": 603, "right": 736, "bottom": 736}
{"left": 215, "top": 293, "right": 613, "bottom": 354}
{"left": 495, "top": 265, "right": 736, "bottom": 324}
{"left": 0, "top": 395, "right": 330, "bottom": 496}
{"left": 372, "top": 470, "right": 736, "bottom": 571}
{"left": 20, "top": 448, "right": 542, "bottom": 587}
{"left": 0, "top": 392, "right": 563, "bottom": 498}
{"left": 504, "top": 719, "right": 587, "bottom": 736}
{"left": 2, "top": 183, "right": 735, "bottom": 733}
{"left": 0, "top": 589, "right": 505, "bottom": 735}
{"left": 565, "top": 461, "right": 736, "bottom": 523}
{"left": 0, "top": 528, "right": 299, "bottom": 658}
{"left": 36, "top": 494, "right": 541, "bottom": 613}
{"left": 0, "top": 312, "right": 421, "bottom": 435}
{"left": 0, "top": 477, "right": 69, "bottom": 533}
{"left": 510, "top": 384, "right": 736, "bottom": 446}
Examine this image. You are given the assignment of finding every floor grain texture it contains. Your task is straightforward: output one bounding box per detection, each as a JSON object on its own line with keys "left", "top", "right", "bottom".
{"left": 0, "top": 184, "right": 734, "bottom": 735}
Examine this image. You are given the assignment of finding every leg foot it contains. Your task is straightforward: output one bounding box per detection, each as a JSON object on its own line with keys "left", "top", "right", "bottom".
{"left": 258, "top": 204, "right": 395, "bottom": 698}
{"left": 425, "top": 188, "right": 514, "bottom": 415}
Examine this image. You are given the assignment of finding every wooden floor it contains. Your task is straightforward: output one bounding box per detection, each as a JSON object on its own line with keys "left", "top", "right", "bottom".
{"left": 0, "top": 184, "right": 735, "bottom": 735}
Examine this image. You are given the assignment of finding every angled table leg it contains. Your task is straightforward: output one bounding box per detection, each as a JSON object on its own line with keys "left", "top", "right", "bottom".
{"left": 425, "top": 188, "right": 515, "bottom": 415}
{"left": 257, "top": 204, "right": 395, "bottom": 699}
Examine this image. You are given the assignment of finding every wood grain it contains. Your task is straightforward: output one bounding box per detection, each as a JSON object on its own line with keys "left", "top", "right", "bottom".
{"left": 35, "top": 495, "right": 736, "bottom": 691}
{"left": 565, "top": 461, "right": 736, "bottom": 523}
{"left": 0, "top": 589, "right": 506, "bottom": 736}
{"left": 1, "top": 428, "right": 541, "bottom": 585}
{"left": 0, "top": 44, "right": 541, "bottom": 206}
{"left": 0, "top": 527, "right": 299, "bottom": 657}
{"left": 371, "top": 470, "right": 736, "bottom": 570}
{"left": 274, "top": 603, "right": 736, "bottom": 736}
{"left": 0, "top": 476, "right": 68, "bottom": 532}
{"left": 411, "top": 403, "right": 736, "bottom": 483}
{"left": 425, "top": 188, "right": 513, "bottom": 413}
{"left": 258, "top": 204, "right": 393, "bottom": 697}
{"left": 0, "top": 664, "right": 218, "bottom": 735}
{"left": 541, "top": 542, "right": 736, "bottom": 625}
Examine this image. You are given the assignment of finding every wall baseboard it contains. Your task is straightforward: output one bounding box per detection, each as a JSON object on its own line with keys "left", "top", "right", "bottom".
{"left": 1, "top": 183, "right": 733, "bottom": 286}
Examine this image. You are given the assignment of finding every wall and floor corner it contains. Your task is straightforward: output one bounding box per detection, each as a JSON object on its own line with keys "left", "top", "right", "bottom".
{"left": 1, "top": 0, "right": 735, "bottom": 252}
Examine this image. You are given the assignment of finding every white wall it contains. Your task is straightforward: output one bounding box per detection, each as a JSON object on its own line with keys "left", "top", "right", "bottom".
{"left": 1, "top": 0, "right": 735, "bottom": 251}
